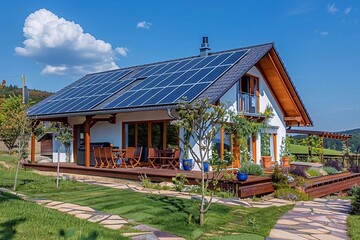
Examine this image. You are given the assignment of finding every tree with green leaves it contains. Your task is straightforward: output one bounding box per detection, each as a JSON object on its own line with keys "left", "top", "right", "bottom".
{"left": 172, "top": 98, "right": 228, "bottom": 226}
{"left": 0, "top": 95, "right": 32, "bottom": 153}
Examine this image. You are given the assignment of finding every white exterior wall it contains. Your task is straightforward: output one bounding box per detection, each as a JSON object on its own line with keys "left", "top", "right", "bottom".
{"left": 216, "top": 66, "right": 287, "bottom": 165}
{"left": 52, "top": 135, "right": 74, "bottom": 163}
{"left": 247, "top": 67, "right": 286, "bottom": 163}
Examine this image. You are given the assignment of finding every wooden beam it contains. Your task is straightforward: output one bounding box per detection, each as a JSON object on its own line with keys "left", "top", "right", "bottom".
{"left": 34, "top": 117, "right": 68, "bottom": 123}
{"left": 90, "top": 115, "right": 117, "bottom": 128}
{"left": 284, "top": 116, "right": 303, "bottom": 122}
{"left": 30, "top": 133, "right": 36, "bottom": 164}
{"left": 252, "top": 135, "right": 257, "bottom": 164}
{"left": 84, "top": 116, "right": 92, "bottom": 167}
{"left": 267, "top": 52, "right": 303, "bottom": 122}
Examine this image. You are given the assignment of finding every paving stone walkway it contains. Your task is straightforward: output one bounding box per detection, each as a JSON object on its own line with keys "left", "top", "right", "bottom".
{"left": 0, "top": 187, "right": 184, "bottom": 240}
{"left": 267, "top": 198, "right": 351, "bottom": 240}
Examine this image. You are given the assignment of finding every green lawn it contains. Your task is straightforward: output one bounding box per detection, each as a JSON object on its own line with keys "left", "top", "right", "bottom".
{"left": 0, "top": 153, "right": 293, "bottom": 239}
{"left": 0, "top": 192, "right": 126, "bottom": 240}
{"left": 348, "top": 215, "right": 360, "bottom": 240}
{"left": 289, "top": 144, "right": 343, "bottom": 156}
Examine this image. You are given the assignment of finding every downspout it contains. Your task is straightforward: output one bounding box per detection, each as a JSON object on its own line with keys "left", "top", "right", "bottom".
{"left": 167, "top": 108, "right": 177, "bottom": 120}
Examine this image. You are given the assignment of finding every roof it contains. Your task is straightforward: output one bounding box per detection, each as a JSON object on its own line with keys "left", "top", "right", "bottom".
{"left": 28, "top": 42, "right": 312, "bottom": 126}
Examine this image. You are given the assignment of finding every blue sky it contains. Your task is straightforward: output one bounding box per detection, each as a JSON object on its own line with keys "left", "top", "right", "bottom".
{"left": 0, "top": 0, "right": 359, "bottom": 132}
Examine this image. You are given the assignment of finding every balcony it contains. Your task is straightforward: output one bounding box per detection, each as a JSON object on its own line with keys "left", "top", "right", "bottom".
{"left": 239, "top": 92, "right": 258, "bottom": 113}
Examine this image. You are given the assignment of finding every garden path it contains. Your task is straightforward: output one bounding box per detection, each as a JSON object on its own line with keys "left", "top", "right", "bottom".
{"left": 0, "top": 187, "right": 185, "bottom": 240}
{"left": 266, "top": 198, "right": 351, "bottom": 240}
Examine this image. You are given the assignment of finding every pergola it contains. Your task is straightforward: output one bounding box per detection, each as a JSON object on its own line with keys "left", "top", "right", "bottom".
{"left": 286, "top": 129, "right": 352, "bottom": 161}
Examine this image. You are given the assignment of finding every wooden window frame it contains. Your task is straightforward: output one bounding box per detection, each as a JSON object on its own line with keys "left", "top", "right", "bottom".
{"left": 122, "top": 120, "right": 179, "bottom": 149}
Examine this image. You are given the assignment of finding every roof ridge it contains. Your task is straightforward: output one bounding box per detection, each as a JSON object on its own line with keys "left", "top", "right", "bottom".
{"left": 85, "top": 42, "right": 275, "bottom": 77}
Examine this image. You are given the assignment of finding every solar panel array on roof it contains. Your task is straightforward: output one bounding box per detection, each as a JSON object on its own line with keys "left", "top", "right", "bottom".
{"left": 28, "top": 49, "right": 248, "bottom": 116}
{"left": 28, "top": 69, "right": 133, "bottom": 115}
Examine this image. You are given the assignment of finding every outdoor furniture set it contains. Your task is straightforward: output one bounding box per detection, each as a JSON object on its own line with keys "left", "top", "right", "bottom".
{"left": 93, "top": 146, "right": 180, "bottom": 170}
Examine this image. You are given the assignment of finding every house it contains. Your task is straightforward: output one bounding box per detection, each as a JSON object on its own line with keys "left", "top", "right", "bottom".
{"left": 28, "top": 37, "right": 312, "bottom": 170}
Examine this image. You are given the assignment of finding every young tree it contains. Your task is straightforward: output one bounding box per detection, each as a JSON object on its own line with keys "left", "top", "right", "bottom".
{"left": 0, "top": 95, "right": 31, "bottom": 152}
{"left": 173, "top": 98, "right": 227, "bottom": 226}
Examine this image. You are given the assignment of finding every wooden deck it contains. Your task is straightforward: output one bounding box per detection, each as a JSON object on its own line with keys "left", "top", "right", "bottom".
{"left": 24, "top": 163, "right": 360, "bottom": 198}
{"left": 23, "top": 162, "right": 273, "bottom": 198}
{"left": 305, "top": 172, "right": 360, "bottom": 198}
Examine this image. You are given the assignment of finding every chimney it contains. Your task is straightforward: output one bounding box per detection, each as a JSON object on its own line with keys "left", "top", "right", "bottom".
{"left": 200, "top": 36, "right": 211, "bottom": 57}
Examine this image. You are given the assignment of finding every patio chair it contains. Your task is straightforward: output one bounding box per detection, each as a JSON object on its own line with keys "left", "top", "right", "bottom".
{"left": 168, "top": 149, "right": 181, "bottom": 170}
{"left": 148, "top": 148, "right": 159, "bottom": 168}
{"left": 103, "top": 147, "right": 116, "bottom": 168}
{"left": 122, "top": 147, "right": 136, "bottom": 168}
{"left": 129, "top": 146, "right": 143, "bottom": 168}
{"left": 93, "top": 146, "right": 102, "bottom": 168}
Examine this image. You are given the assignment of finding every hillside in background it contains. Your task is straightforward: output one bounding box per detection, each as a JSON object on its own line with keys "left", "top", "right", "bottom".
{"left": 291, "top": 128, "right": 360, "bottom": 153}
{"left": 0, "top": 84, "right": 52, "bottom": 104}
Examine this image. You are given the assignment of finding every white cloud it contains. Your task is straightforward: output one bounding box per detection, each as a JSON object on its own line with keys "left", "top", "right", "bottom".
{"left": 344, "top": 6, "right": 352, "bottom": 15}
{"left": 136, "top": 21, "right": 152, "bottom": 29}
{"left": 320, "top": 31, "right": 329, "bottom": 36}
{"left": 327, "top": 3, "right": 338, "bottom": 14}
{"left": 115, "top": 47, "right": 129, "bottom": 57}
{"left": 315, "top": 30, "right": 329, "bottom": 36}
{"left": 15, "top": 9, "right": 127, "bottom": 76}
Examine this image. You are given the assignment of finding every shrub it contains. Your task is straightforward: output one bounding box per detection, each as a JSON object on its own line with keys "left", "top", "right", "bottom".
{"left": 325, "top": 159, "right": 342, "bottom": 171}
{"left": 306, "top": 168, "right": 322, "bottom": 177}
{"left": 275, "top": 188, "right": 309, "bottom": 201}
{"left": 350, "top": 186, "right": 360, "bottom": 214}
{"left": 215, "top": 190, "right": 234, "bottom": 198}
{"left": 290, "top": 166, "right": 307, "bottom": 178}
{"left": 272, "top": 166, "right": 289, "bottom": 190}
{"left": 239, "top": 162, "right": 264, "bottom": 176}
{"left": 350, "top": 165, "right": 360, "bottom": 173}
{"left": 223, "top": 172, "right": 235, "bottom": 181}
{"left": 294, "top": 176, "right": 307, "bottom": 187}
{"left": 323, "top": 166, "right": 339, "bottom": 175}
{"left": 172, "top": 174, "right": 188, "bottom": 192}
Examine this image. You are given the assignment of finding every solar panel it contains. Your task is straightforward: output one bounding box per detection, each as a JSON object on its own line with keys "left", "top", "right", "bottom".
{"left": 28, "top": 48, "right": 249, "bottom": 116}
{"left": 103, "top": 49, "right": 248, "bottom": 110}
{"left": 28, "top": 69, "right": 133, "bottom": 115}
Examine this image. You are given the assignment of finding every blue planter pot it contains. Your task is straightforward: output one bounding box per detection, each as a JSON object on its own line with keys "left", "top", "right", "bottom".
{"left": 182, "top": 159, "right": 193, "bottom": 171}
{"left": 203, "top": 162, "right": 209, "bottom": 172}
{"left": 237, "top": 172, "right": 248, "bottom": 182}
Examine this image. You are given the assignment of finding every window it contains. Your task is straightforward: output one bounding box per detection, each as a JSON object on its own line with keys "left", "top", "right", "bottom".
{"left": 239, "top": 75, "right": 259, "bottom": 113}
{"left": 123, "top": 121, "right": 179, "bottom": 150}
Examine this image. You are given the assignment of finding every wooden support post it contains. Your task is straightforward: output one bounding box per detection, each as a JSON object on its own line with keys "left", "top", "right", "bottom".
{"left": 273, "top": 133, "right": 277, "bottom": 161}
{"left": 84, "top": 116, "right": 92, "bottom": 167}
{"left": 30, "top": 132, "right": 36, "bottom": 164}
{"left": 252, "top": 135, "right": 257, "bottom": 163}
{"left": 233, "top": 137, "right": 240, "bottom": 168}
{"left": 220, "top": 127, "right": 224, "bottom": 160}
{"left": 30, "top": 120, "right": 40, "bottom": 164}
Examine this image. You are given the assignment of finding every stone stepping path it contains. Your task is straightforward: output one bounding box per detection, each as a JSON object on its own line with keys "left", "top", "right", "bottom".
{"left": 0, "top": 187, "right": 184, "bottom": 240}
{"left": 35, "top": 199, "right": 128, "bottom": 230}
{"left": 267, "top": 198, "right": 351, "bottom": 240}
